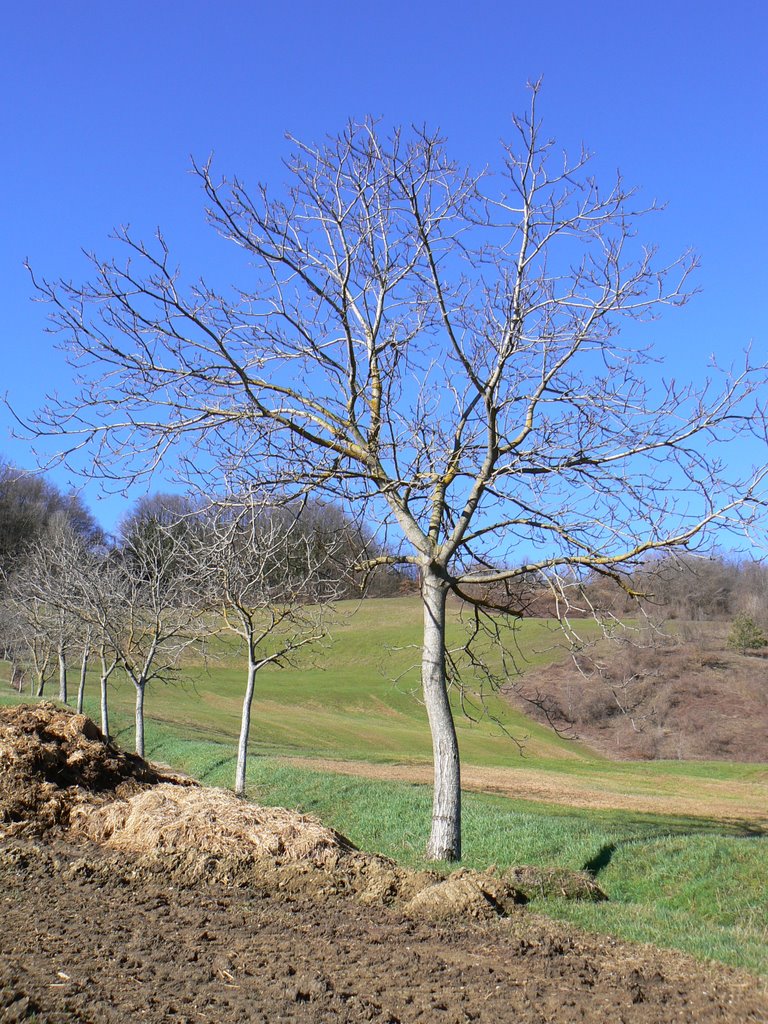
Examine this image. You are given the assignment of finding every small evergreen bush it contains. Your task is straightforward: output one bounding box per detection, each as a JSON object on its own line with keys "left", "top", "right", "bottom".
{"left": 726, "top": 614, "right": 767, "bottom": 655}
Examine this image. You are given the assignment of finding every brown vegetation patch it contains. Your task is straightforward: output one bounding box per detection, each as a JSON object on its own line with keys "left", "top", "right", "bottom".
{"left": 73, "top": 783, "right": 358, "bottom": 868}
{"left": 73, "top": 785, "right": 607, "bottom": 915}
{"left": 507, "top": 630, "right": 768, "bottom": 762}
{"left": 403, "top": 872, "right": 507, "bottom": 921}
{"left": 505, "top": 865, "right": 608, "bottom": 902}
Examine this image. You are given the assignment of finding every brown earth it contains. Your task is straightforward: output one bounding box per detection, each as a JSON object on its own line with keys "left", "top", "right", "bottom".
{"left": 1, "top": 704, "right": 767, "bottom": 1024}
{"left": 506, "top": 632, "right": 768, "bottom": 762}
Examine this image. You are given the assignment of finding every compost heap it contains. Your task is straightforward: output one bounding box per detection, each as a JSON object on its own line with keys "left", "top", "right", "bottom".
{"left": 0, "top": 702, "right": 605, "bottom": 918}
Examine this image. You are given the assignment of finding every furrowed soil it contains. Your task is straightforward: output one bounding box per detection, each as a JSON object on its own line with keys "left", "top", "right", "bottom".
{"left": 1, "top": 705, "right": 766, "bottom": 1024}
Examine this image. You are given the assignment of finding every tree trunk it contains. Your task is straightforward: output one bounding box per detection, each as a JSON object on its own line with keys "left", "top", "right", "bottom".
{"left": 421, "top": 569, "right": 461, "bottom": 861}
{"left": 58, "top": 643, "right": 68, "bottom": 704}
{"left": 11, "top": 662, "right": 24, "bottom": 693}
{"left": 36, "top": 675, "right": 46, "bottom": 698}
{"left": 235, "top": 659, "right": 258, "bottom": 797}
{"left": 134, "top": 681, "right": 146, "bottom": 758}
{"left": 76, "top": 645, "right": 90, "bottom": 714}
{"left": 100, "top": 675, "right": 110, "bottom": 741}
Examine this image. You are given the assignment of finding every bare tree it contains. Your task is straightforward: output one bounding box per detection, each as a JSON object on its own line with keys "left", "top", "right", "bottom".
{"left": 74, "top": 624, "right": 93, "bottom": 714}
{"left": 1, "top": 514, "right": 90, "bottom": 704}
{"left": 1, "top": 590, "right": 54, "bottom": 697}
{"left": 26, "top": 87, "right": 768, "bottom": 859}
{"left": 100, "top": 510, "right": 203, "bottom": 757}
{"left": 74, "top": 551, "right": 124, "bottom": 739}
{"left": 196, "top": 497, "right": 337, "bottom": 796}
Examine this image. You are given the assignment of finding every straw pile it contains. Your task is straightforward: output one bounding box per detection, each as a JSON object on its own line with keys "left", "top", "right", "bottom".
{"left": 73, "top": 783, "right": 358, "bottom": 869}
{"left": 1, "top": 704, "right": 606, "bottom": 917}
{"left": 0, "top": 703, "right": 189, "bottom": 833}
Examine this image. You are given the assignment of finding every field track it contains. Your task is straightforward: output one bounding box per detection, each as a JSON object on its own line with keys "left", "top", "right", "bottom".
{"left": 283, "top": 756, "right": 768, "bottom": 825}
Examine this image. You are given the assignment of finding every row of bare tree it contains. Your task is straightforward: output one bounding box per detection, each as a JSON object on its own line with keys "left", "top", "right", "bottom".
{"left": 0, "top": 473, "right": 405, "bottom": 791}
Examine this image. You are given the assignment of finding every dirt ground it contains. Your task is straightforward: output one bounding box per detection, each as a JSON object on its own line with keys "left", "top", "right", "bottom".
{"left": 1, "top": 704, "right": 766, "bottom": 1024}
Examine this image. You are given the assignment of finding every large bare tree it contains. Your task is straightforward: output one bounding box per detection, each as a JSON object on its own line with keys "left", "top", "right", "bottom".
{"left": 27, "top": 88, "right": 768, "bottom": 858}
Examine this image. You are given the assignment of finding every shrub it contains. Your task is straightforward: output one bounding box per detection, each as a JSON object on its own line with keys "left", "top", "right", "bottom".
{"left": 726, "top": 614, "right": 767, "bottom": 655}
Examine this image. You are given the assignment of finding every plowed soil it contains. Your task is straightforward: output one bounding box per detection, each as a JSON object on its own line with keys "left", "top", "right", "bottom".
{"left": 1, "top": 704, "right": 766, "bottom": 1024}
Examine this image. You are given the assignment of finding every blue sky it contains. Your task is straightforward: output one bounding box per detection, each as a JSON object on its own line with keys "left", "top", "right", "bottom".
{"left": 1, "top": 0, "right": 766, "bottom": 532}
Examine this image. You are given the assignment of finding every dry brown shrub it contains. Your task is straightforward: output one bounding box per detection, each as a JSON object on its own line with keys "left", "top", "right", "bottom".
{"left": 508, "top": 632, "right": 768, "bottom": 761}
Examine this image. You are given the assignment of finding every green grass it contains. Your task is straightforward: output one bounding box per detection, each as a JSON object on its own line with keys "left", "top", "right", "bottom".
{"left": 21, "top": 598, "right": 761, "bottom": 816}
{"left": 2, "top": 596, "right": 767, "bottom": 975}
{"left": 94, "top": 598, "right": 600, "bottom": 766}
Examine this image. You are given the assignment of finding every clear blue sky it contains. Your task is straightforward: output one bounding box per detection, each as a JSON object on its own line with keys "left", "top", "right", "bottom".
{"left": 1, "top": 0, "right": 766, "bottom": 532}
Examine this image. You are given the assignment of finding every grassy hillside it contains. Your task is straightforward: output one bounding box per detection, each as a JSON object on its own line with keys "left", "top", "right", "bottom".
{"left": 2, "top": 597, "right": 767, "bottom": 818}
{"left": 93, "top": 597, "right": 602, "bottom": 765}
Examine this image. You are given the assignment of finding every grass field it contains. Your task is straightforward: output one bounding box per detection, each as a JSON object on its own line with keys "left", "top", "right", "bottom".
{"left": 102, "top": 598, "right": 600, "bottom": 765}
{"left": 2, "top": 596, "right": 767, "bottom": 975}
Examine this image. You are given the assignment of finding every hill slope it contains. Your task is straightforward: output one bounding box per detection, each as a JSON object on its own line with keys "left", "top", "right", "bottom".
{"left": 508, "top": 627, "right": 768, "bottom": 762}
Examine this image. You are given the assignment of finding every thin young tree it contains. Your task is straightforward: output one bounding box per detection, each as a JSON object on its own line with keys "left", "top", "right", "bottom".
{"left": 102, "top": 505, "right": 203, "bottom": 757}
{"left": 197, "top": 497, "right": 337, "bottom": 796}
{"left": 27, "top": 87, "right": 768, "bottom": 859}
{"left": 74, "top": 624, "right": 92, "bottom": 715}
{"left": 1, "top": 591, "right": 54, "bottom": 697}
{"left": 82, "top": 556, "right": 123, "bottom": 740}
{"left": 1, "top": 514, "right": 89, "bottom": 704}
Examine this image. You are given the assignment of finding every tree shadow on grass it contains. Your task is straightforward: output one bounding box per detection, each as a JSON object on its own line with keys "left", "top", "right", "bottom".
{"left": 582, "top": 820, "right": 767, "bottom": 878}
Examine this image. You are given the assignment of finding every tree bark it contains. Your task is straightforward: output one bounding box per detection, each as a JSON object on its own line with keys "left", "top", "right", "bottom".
{"left": 76, "top": 645, "right": 89, "bottom": 714}
{"left": 58, "top": 643, "right": 68, "bottom": 704}
{"left": 134, "top": 681, "right": 146, "bottom": 758}
{"left": 100, "top": 675, "right": 110, "bottom": 741}
{"left": 36, "top": 675, "right": 45, "bottom": 698}
{"left": 11, "top": 663, "right": 24, "bottom": 693}
{"left": 235, "top": 659, "right": 258, "bottom": 797}
{"left": 421, "top": 569, "right": 461, "bottom": 861}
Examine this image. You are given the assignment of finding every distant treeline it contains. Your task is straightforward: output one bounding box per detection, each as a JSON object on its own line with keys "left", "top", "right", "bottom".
{"left": 459, "top": 553, "right": 768, "bottom": 624}
{"left": 0, "top": 459, "right": 413, "bottom": 600}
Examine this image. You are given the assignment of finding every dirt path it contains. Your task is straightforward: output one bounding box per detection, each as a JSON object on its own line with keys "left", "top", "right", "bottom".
{"left": 283, "top": 757, "right": 768, "bottom": 824}
{"left": 2, "top": 833, "right": 766, "bottom": 1024}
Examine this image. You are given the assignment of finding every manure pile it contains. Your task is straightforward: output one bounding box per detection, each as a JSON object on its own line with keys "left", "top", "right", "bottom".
{"left": 0, "top": 702, "right": 190, "bottom": 833}
{"left": 0, "top": 703, "right": 605, "bottom": 918}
